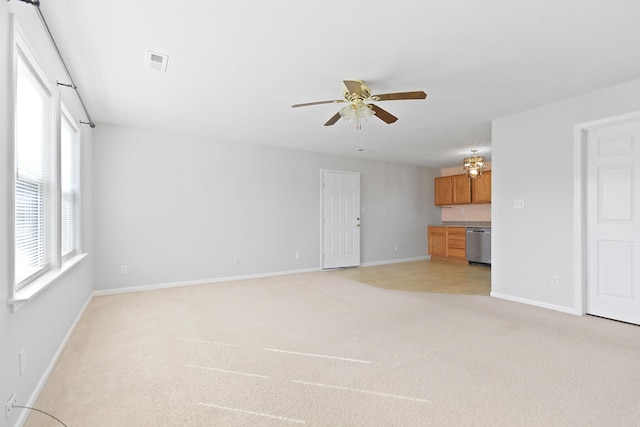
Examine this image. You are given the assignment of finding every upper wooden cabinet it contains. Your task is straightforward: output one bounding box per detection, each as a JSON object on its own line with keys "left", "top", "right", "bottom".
{"left": 434, "top": 172, "right": 491, "bottom": 205}
{"left": 435, "top": 175, "right": 471, "bottom": 205}
{"left": 471, "top": 171, "right": 491, "bottom": 204}
{"left": 452, "top": 174, "right": 471, "bottom": 204}
{"left": 434, "top": 176, "right": 453, "bottom": 205}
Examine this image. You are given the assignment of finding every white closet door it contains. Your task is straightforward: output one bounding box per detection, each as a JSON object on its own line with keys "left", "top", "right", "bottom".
{"left": 586, "top": 119, "right": 640, "bottom": 325}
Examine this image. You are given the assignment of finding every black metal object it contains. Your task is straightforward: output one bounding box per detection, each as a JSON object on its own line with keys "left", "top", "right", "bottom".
{"left": 18, "top": 0, "right": 96, "bottom": 128}
{"left": 57, "top": 81, "right": 76, "bottom": 89}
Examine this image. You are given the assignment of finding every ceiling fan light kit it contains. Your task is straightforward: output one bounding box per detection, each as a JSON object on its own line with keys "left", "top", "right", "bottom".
{"left": 463, "top": 150, "right": 486, "bottom": 179}
{"left": 339, "top": 101, "right": 375, "bottom": 130}
{"left": 292, "top": 80, "right": 426, "bottom": 129}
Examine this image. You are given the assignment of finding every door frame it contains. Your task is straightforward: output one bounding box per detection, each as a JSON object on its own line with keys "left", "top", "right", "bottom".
{"left": 573, "top": 110, "right": 640, "bottom": 315}
{"left": 319, "top": 169, "right": 361, "bottom": 270}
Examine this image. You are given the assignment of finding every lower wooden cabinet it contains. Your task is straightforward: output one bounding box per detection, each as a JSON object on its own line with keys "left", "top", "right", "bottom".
{"left": 446, "top": 227, "right": 466, "bottom": 259}
{"left": 427, "top": 226, "right": 446, "bottom": 257}
{"left": 428, "top": 226, "right": 467, "bottom": 262}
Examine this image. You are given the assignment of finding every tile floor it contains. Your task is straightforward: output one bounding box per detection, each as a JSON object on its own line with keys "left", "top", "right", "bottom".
{"left": 325, "top": 259, "right": 491, "bottom": 295}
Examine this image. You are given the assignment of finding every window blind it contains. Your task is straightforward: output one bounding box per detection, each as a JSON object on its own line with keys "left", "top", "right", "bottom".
{"left": 60, "top": 112, "right": 77, "bottom": 259}
{"left": 14, "top": 52, "right": 52, "bottom": 288}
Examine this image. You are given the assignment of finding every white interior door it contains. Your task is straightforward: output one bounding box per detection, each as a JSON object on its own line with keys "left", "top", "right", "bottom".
{"left": 322, "top": 171, "right": 361, "bottom": 269}
{"left": 586, "top": 119, "right": 640, "bottom": 325}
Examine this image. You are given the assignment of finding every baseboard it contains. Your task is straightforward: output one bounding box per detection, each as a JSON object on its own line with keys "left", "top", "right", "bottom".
{"left": 428, "top": 255, "right": 468, "bottom": 264}
{"left": 14, "top": 293, "right": 94, "bottom": 427}
{"left": 490, "top": 292, "right": 581, "bottom": 315}
{"left": 93, "top": 258, "right": 431, "bottom": 296}
{"left": 361, "top": 256, "right": 429, "bottom": 267}
{"left": 93, "top": 267, "right": 323, "bottom": 296}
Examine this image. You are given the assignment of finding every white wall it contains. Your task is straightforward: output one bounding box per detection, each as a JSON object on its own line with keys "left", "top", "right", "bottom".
{"left": 0, "top": 3, "right": 93, "bottom": 427}
{"left": 92, "top": 123, "right": 439, "bottom": 290}
{"left": 492, "top": 77, "right": 640, "bottom": 313}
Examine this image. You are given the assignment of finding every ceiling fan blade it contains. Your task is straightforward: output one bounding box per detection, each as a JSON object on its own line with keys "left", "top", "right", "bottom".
{"left": 372, "top": 91, "right": 427, "bottom": 101}
{"left": 369, "top": 104, "right": 398, "bottom": 124}
{"left": 292, "top": 99, "right": 345, "bottom": 108}
{"left": 324, "top": 112, "right": 342, "bottom": 126}
{"left": 343, "top": 80, "right": 364, "bottom": 95}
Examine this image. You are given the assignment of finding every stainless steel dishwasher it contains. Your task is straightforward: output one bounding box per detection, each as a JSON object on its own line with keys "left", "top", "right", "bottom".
{"left": 466, "top": 227, "right": 491, "bottom": 265}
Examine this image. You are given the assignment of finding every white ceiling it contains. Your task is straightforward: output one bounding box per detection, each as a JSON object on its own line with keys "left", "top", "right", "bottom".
{"left": 37, "top": 0, "right": 640, "bottom": 168}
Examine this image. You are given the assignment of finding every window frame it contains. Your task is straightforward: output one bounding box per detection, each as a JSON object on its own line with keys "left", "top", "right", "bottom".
{"left": 9, "top": 20, "right": 86, "bottom": 309}
{"left": 60, "top": 103, "right": 81, "bottom": 262}
{"left": 12, "top": 25, "right": 55, "bottom": 291}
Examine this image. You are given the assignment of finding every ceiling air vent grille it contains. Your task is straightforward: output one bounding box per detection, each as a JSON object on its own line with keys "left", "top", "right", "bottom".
{"left": 146, "top": 51, "right": 169, "bottom": 72}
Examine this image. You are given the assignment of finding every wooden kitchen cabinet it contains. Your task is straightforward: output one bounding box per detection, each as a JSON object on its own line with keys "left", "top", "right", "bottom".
{"left": 428, "top": 226, "right": 467, "bottom": 262}
{"left": 434, "top": 172, "right": 491, "bottom": 205}
{"left": 434, "top": 176, "right": 453, "bottom": 205}
{"left": 435, "top": 174, "right": 471, "bottom": 206}
{"left": 446, "top": 227, "right": 467, "bottom": 260}
{"left": 452, "top": 174, "right": 471, "bottom": 204}
{"left": 471, "top": 171, "right": 491, "bottom": 203}
{"left": 427, "top": 226, "right": 446, "bottom": 257}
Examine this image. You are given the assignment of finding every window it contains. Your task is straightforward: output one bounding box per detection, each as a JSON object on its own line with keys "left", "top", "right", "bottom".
{"left": 12, "top": 26, "right": 83, "bottom": 298}
{"left": 14, "top": 42, "right": 53, "bottom": 289}
{"left": 60, "top": 107, "right": 79, "bottom": 260}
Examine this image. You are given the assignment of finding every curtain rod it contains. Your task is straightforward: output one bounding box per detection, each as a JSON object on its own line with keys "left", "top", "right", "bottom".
{"left": 18, "top": 0, "right": 96, "bottom": 128}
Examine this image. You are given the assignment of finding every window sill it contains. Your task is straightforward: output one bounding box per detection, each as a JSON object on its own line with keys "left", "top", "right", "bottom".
{"left": 9, "top": 253, "right": 88, "bottom": 312}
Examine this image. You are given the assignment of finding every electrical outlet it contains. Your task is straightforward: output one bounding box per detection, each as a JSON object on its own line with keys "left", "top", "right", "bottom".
{"left": 514, "top": 199, "right": 525, "bottom": 209}
{"left": 120, "top": 265, "right": 128, "bottom": 274}
{"left": 6, "top": 393, "right": 16, "bottom": 419}
{"left": 295, "top": 252, "right": 301, "bottom": 260}
{"left": 233, "top": 257, "right": 239, "bottom": 264}
{"left": 394, "top": 244, "right": 398, "bottom": 251}
{"left": 550, "top": 276, "right": 559, "bottom": 287}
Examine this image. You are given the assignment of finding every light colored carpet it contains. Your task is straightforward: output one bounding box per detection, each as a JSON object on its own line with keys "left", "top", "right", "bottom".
{"left": 24, "top": 271, "right": 640, "bottom": 426}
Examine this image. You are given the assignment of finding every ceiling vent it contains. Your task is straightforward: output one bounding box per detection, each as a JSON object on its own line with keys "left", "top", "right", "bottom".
{"left": 146, "top": 51, "right": 169, "bottom": 72}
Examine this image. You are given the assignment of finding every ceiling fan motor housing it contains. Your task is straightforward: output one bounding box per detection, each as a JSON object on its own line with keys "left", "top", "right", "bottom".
{"left": 344, "top": 84, "right": 371, "bottom": 103}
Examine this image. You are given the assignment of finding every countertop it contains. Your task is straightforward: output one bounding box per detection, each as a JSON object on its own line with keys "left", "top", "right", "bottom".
{"left": 429, "top": 221, "right": 491, "bottom": 228}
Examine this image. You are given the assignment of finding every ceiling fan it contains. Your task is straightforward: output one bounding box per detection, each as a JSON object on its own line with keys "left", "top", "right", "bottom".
{"left": 291, "top": 80, "right": 427, "bottom": 128}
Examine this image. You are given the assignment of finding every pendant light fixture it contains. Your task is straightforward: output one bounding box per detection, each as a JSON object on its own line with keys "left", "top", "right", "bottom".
{"left": 463, "top": 150, "right": 486, "bottom": 179}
